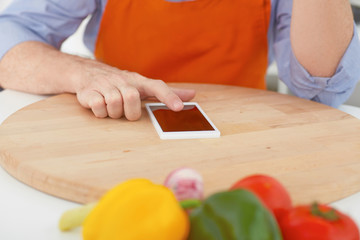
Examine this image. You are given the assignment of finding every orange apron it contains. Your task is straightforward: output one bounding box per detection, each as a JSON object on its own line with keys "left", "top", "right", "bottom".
{"left": 95, "top": 0, "right": 271, "bottom": 89}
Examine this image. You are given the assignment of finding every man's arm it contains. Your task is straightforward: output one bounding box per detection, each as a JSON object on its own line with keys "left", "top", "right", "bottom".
{"left": 270, "top": 0, "right": 360, "bottom": 107}
{"left": 291, "top": 0, "right": 354, "bottom": 77}
{"left": 0, "top": 42, "right": 195, "bottom": 120}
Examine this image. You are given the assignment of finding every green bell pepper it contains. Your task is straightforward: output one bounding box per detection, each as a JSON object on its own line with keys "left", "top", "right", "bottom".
{"left": 187, "top": 189, "right": 283, "bottom": 240}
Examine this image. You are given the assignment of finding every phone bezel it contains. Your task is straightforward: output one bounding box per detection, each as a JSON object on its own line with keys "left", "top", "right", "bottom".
{"left": 145, "top": 102, "right": 221, "bottom": 140}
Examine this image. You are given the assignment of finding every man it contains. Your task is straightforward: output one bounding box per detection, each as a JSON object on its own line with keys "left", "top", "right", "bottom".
{"left": 0, "top": 0, "right": 358, "bottom": 120}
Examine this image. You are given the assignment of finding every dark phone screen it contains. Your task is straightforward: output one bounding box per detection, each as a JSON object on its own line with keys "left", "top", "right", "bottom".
{"left": 150, "top": 105, "right": 215, "bottom": 132}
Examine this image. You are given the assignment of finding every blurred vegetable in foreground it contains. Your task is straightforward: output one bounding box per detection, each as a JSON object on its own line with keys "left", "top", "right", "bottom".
{"left": 279, "top": 202, "right": 360, "bottom": 240}
{"left": 164, "top": 167, "right": 203, "bottom": 201}
{"left": 82, "top": 179, "right": 189, "bottom": 240}
{"left": 188, "top": 189, "right": 283, "bottom": 240}
{"left": 230, "top": 174, "right": 292, "bottom": 221}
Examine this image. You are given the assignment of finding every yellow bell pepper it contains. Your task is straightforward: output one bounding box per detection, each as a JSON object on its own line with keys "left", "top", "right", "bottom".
{"left": 82, "top": 179, "right": 189, "bottom": 240}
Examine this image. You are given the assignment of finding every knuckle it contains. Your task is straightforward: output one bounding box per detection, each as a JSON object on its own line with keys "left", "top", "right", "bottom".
{"left": 125, "top": 70, "right": 143, "bottom": 80}
{"left": 133, "top": 72, "right": 147, "bottom": 81}
{"left": 153, "top": 79, "right": 166, "bottom": 87}
{"left": 106, "top": 93, "right": 122, "bottom": 106}
{"left": 123, "top": 88, "right": 140, "bottom": 103}
{"left": 89, "top": 98, "right": 104, "bottom": 109}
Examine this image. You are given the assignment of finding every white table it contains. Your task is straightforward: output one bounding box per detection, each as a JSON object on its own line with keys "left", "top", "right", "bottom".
{"left": 1, "top": 89, "right": 360, "bottom": 239}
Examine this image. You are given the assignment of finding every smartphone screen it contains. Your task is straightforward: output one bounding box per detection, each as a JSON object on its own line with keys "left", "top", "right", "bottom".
{"left": 146, "top": 102, "right": 220, "bottom": 139}
{"left": 150, "top": 105, "right": 214, "bottom": 132}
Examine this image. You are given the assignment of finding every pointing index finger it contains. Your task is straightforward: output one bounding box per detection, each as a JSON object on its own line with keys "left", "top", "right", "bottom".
{"left": 142, "top": 80, "right": 185, "bottom": 111}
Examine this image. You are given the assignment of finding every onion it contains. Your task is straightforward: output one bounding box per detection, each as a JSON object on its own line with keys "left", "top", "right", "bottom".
{"left": 164, "top": 168, "right": 203, "bottom": 201}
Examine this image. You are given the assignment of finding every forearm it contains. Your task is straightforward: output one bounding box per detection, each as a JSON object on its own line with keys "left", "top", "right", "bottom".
{"left": 291, "top": 0, "right": 354, "bottom": 77}
{"left": 0, "top": 41, "right": 84, "bottom": 94}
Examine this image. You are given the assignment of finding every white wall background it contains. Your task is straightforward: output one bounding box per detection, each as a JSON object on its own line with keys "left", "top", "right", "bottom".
{"left": 0, "top": 0, "right": 359, "bottom": 107}
{"left": 0, "top": 0, "right": 10, "bottom": 11}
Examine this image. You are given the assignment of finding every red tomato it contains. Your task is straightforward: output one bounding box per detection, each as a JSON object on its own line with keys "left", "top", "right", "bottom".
{"left": 279, "top": 203, "right": 360, "bottom": 240}
{"left": 230, "top": 174, "right": 292, "bottom": 221}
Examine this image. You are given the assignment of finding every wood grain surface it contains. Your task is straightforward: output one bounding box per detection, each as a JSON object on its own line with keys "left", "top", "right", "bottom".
{"left": 1, "top": 83, "right": 360, "bottom": 204}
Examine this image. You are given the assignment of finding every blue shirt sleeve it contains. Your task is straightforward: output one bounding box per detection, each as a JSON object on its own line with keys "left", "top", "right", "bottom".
{"left": 269, "top": 0, "right": 360, "bottom": 108}
{"left": 0, "top": 0, "right": 98, "bottom": 60}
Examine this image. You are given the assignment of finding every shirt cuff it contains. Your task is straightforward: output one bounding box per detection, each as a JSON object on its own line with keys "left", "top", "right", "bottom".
{"left": 288, "top": 23, "right": 360, "bottom": 108}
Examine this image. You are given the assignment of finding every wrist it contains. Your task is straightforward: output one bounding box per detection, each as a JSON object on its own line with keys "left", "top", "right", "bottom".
{"left": 64, "top": 54, "right": 92, "bottom": 94}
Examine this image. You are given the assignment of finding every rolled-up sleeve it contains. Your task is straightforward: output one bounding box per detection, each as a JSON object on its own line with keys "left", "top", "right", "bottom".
{"left": 271, "top": 0, "right": 360, "bottom": 107}
{"left": 0, "top": 0, "right": 97, "bottom": 60}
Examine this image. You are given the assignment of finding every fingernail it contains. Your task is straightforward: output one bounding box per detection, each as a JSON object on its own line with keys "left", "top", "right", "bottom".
{"left": 173, "top": 101, "right": 183, "bottom": 110}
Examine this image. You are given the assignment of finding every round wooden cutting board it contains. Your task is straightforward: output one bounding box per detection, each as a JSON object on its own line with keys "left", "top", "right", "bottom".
{"left": 1, "top": 83, "right": 360, "bottom": 204}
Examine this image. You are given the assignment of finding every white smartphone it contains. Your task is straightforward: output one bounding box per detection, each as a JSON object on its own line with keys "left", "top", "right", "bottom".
{"left": 145, "top": 102, "right": 220, "bottom": 140}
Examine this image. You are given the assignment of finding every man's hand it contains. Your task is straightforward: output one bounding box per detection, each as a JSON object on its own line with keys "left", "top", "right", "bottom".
{"left": 0, "top": 41, "right": 196, "bottom": 120}
{"left": 75, "top": 59, "right": 195, "bottom": 120}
